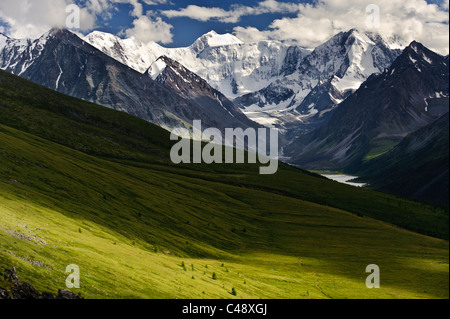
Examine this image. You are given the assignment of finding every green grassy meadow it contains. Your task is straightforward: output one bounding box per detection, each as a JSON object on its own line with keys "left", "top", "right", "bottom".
{"left": 0, "top": 70, "right": 448, "bottom": 299}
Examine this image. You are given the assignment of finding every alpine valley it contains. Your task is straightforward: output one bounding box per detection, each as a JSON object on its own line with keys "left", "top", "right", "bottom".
{"left": 0, "top": 24, "right": 448, "bottom": 299}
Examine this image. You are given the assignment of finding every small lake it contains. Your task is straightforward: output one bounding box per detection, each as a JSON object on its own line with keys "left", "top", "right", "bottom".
{"left": 321, "top": 174, "right": 367, "bottom": 187}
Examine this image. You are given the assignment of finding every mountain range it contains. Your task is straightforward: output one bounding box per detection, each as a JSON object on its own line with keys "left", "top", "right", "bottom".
{"left": 0, "top": 27, "right": 408, "bottom": 134}
{"left": 83, "top": 28, "right": 405, "bottom": 132}
{"left": 0, "top": 28, "right": 256, "bottom": 135}
{"left": 1, "top": 27, "right": 448, "bottom": 204}
{"left": 235, "top": 29, "right": 403, "bottom": 129}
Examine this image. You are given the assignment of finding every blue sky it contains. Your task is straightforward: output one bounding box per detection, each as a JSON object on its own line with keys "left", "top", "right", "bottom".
{"left": 0, "top": 0, "right": 449, "bottom": 53}
{"left": 86, "top": 0, "right": 314, "bottom": 47}
{"left": 151, "top": 2, "right": 303, "bottom": 47}
{"left": 135, "top": 2, "right": 303, "bottom": 47}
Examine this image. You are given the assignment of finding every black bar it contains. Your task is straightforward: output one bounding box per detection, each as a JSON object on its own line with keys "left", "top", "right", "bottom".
{"left": 1, "top": 299, "right": 448, "bottom": 318}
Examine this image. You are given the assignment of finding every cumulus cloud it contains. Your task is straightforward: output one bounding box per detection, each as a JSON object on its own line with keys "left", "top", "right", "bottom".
{"left": 119, "top": 1, "right": 174, "bottom": 44}
{"left": 142, "top": 0, "right": 170, "bottom": 4}
{"left": 0, "top": 0, "right": 448, "bottom": 52}
{"left": 232, "top": 0, "right": 450, "bottom": 55}
{"left": 125, "top": 13, "right": 173, "bottom": 44}
{"left": 85, "top": 0, "right": 143, "bottom": 18}
{"left": 0, "top": 0, "right": 96, "bottom": 38}
{"left": 231, "top": 26, "right": 271, "bottom": 43}
{"left": 162, "top": 0, "right": 302, "bottom": 23}
{"left": 0, "top": 0, "right": 175, "bottom": 44}
{"left": 163, "top": 6, "right": 232, "bottom": 22}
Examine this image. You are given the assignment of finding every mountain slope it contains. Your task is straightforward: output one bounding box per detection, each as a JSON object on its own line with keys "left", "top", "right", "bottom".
{"left": 147, "top": 55, "right": 257, "bottom": 134}
{"left": 287, "top": 41, "right": 449, "bottom": 170}
{"left": 356, "top": 112, "right": 449, "bottom": 204}
{"left": 0, "top": 28, "right": 255, "bottom": 133}
{"left": 0, "top": 69, "right": 448, "bottom": 299}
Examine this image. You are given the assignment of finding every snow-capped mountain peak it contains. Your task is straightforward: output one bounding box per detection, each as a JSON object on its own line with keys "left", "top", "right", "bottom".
{"left": 235, "top": 29, "right": 404, "bottom": 128}
{"left": 83, "top": 31, "right": 166, "bottom": 74}
{"left": 388, "top": 41, "right": 450, "bottom": 81}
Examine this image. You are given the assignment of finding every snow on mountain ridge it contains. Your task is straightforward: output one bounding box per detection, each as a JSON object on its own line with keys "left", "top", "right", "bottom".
{"left": 190, "top": 30, "right": 243, "bottom": 50}
{"left": 83, "top": 30, "right": 308, "bottom": 100}
{"left": 83, "top": 31, "right": 166, "bottom": 74}
{"left": 149, "top": 58, "right": 167, "bottom": 80}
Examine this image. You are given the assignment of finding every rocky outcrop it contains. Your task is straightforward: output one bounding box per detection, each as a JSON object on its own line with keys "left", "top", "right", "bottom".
{"left": 0, "top": 267, "right": 83, "bottom": 299}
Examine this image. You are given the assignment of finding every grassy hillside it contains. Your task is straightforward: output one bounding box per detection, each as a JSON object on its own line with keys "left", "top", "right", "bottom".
{"left": 0, "top": 70, "right": 448, "bottom": 298}
{"left": 355, "top": 112, "right": 449, "bottom": 205}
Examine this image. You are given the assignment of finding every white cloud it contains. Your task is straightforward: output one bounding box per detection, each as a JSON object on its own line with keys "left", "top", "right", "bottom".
{"left": 125, "top": 13, "right": 173, "bottom": 44}
{"left": 142, "top": 0, "right": 170, "bottom": 4}
{"left": 86, "top": 0, "right": 142, "bottom": 18}
{"left": 163, "top": 6, "right": 231, "bottom": 22}
{"left": 0, "top": 0, "right": 96, "bottom": 38}
{"left": 114, "top": 1, "right": 174, "bottom": 44}
{"left": 0, "top": 0, "right": 175, "bottom": 44}
{"left": 162, "top": 0, "right": 302, "bottom": 23}
{"left": 232, "top": 0, "right": 450, "bottom": 55}
{"left": 0, "top": 0, "right": 447, "bottom": 52}
{"left": 232, "top": 26, "right": 271, "bottom": 43}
